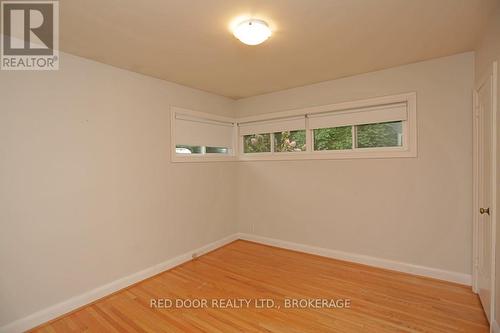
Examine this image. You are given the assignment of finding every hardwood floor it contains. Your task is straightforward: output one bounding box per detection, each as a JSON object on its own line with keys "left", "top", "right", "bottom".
{"left": 30, "top": 240, "right": 488, "bottom": 333}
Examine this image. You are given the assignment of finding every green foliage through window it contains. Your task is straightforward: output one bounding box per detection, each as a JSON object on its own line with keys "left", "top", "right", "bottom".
{"left": 356, "top": 121, "right": 402, "bottom": 148}
{"left": 313, "top": 121, "right": 403, "bottom": 151}
{"left": 242, "top": 121, "right": 403, "bottom": 155}
{"left": 314, "top": 126, "right": 352, "bottom": 151}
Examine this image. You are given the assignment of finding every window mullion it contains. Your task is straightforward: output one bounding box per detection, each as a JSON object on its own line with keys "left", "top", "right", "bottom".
{"left": 270, "top": 133, "right": 275, "bottom": 154}
{"left": 352, "top": 125, "right": 357, "bottom": 150}
{"left": 305, "top": 116, "right": 313, "bottom": 152}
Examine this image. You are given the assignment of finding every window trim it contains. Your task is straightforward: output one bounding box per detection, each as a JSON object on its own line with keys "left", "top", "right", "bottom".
{"left": 238, "top": 92, "right": 417, "bottom": 161}
{"left": 171, "top": 106, "right": 238, "bottom": 163}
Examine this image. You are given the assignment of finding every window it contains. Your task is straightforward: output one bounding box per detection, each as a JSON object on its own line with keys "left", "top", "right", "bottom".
{"left": 274, "top": 130, "right": 306, "bottom": 152}
{"left": 314, "top": 126, "right": 352, "bottom": 151}
{"left": 239, "top": 116, "right": 307, "bottom": 155}
{"left": 243, "top": 134, "right": 271, "bottom": 153}
{"left": 171, "top": 107, "right": 236, "bottom": 162}
{"left": 312, "top": 120, "right": 404, "bottom": 151}
{"left": 356, "top": 121, "right": 403, "bottom": 148}
{"left": 206, "top": 146, "right": 230, "bottom": 154}
{"left": 176, "top": 145, "right": 203, "bottom": 154}
{"left": 238, "top": 92, "right": 416, "bottom": 160}
{"left": 175, "top": 145, "right": 231, "bottom": 154}
{"left": 242, "top": 131, "right": 307, "bottom": 154}
{"left": 172, "top": 93, "right": 416, "bottom": 162}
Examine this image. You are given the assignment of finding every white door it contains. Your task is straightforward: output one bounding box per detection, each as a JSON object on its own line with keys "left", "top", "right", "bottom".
{"left": 476, "top": 68, "right": 494, "bottom": 322}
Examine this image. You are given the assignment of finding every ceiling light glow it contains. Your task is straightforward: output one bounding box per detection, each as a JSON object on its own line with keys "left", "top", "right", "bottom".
{"left": 232, "top": 19, "right": 271, "bottom": 46}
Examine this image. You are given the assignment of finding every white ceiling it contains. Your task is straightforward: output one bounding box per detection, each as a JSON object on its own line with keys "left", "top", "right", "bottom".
{"left": 60, "top": 0, "right": 497, "bottom": 99}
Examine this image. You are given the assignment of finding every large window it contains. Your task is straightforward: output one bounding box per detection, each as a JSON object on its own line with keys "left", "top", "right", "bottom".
{"left": 172, "top": 93, "right": 416, "bottom": 162}
{"left": 238, "top": 93, "right": 416, "bottom": 160}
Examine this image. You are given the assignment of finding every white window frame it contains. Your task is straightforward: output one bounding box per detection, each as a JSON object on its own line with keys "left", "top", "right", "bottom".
{"left": 171, "top": 106, "right": 238, "bottom": 163}
{"left": 238, "top": 92, "right": 417, "bottom": 161}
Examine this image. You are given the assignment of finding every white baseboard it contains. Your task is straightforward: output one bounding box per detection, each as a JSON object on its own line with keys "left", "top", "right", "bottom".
{"left": 493, "top": 320, "right": 500, "bottom": 333}
{"left": 0, "top": 233, "right": 239, "bottom": 333}
{"left": 238, "top": 233, "right": 472, "bottom": 286}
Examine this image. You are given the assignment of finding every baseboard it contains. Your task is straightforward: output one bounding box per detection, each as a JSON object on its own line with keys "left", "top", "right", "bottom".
{"left": 238, "top": 233, "right": 472, "bottom": 285}
{"left": 492, "top": 320, "right": 499, "bottom": 333}
{"left": 0, "top": 232, "right": 473, "bottom": 332}
{"left": 0, "top": 233, "right": 239, "bottom": 333}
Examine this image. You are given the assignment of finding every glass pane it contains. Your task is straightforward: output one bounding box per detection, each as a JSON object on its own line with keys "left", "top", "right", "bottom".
{"left": 175, "top": 145, "right": 202, "bottom": 154}
{"left": 176, "top": 145, "right": 230, "bottom": 154}
{"left": 274, "top": 130, "right": 306, "bottom": 152}
{"left": 205, "top": 146, "right": 230, "bottom": 154}
{"left": 356, "top": 121, "right": 403, "bottom": 148}
{"left": 313, "top": 126, "right": 352, "bottom": 151}
{"left": 243, "top": 134, "right": 271, "bottom": 153}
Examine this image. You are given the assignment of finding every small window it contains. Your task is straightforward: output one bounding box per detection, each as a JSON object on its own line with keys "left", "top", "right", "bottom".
{"left": 313, "top": 126, "right": 352, "bottom": 151}
{"left": 175, "top": 145, "right": 231, "bottom": 155}
{"left": 356, "top": 121, "right": 403, "bottom": 148}
{"left": 243, "top": 134, "right": 271, "bottom": 153}
{"left": 172, "top": 107, "right": 236, "bottom": 162}
{"left": 274, "top": 130, "right": 306, "bottom": 152}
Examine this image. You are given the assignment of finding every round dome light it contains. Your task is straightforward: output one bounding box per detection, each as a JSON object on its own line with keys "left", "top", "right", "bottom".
{"left": 232, "top": 19, "right": 271, "bottom": 45}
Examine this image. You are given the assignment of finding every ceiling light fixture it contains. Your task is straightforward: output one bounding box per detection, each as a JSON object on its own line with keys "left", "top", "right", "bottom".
{"left": 232, "top": 19, "right": 271, "bottom": 46}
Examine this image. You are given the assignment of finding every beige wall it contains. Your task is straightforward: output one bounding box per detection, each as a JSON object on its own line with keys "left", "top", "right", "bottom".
{"left": 0, "top": 53, "right": 237, "bottom": 327}
{"left": 475, "top": 5, "right": 500, "bottom": 326}
{"left": 235, "top": 52, "right": 474, "bottom": 276}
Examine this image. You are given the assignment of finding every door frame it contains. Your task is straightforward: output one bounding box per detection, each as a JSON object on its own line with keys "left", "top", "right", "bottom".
{"left": 472, "top": 61, "right": 497, "bottom": 325}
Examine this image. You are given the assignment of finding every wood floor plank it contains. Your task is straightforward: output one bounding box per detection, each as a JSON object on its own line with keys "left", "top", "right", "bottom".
{"left": 28, "top": 240, "right": 489, "bottom": 333}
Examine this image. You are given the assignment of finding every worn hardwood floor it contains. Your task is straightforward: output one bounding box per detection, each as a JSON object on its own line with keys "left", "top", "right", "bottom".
{"left": 30, "top": 240, "right": 488, "bottom": 332}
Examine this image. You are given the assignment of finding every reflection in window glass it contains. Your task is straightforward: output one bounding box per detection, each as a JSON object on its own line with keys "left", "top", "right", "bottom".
{"left": 175, "top": 145, "right": 230, "bottom": 155}
{"left": 205, "top": 146, "right": 229, "bottom": 154}
{"left": 244, "top": 134, "right": 271, "bottom": 153}
{"left": 274, "top": 130, "right": 306, "bottom": 152}
{"left": 314, "top": 126, "right": 352, "bottom": 151}
{"left": 176, "top": 145, "right": 202, "bottom": 154}
{"left": 356, "top": 121, "right": 403, "bottom": 148}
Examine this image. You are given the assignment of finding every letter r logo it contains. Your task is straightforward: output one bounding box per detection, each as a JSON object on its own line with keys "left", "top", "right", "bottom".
{"left": 2, "top": 1, "right": 56, "bottom": 56}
